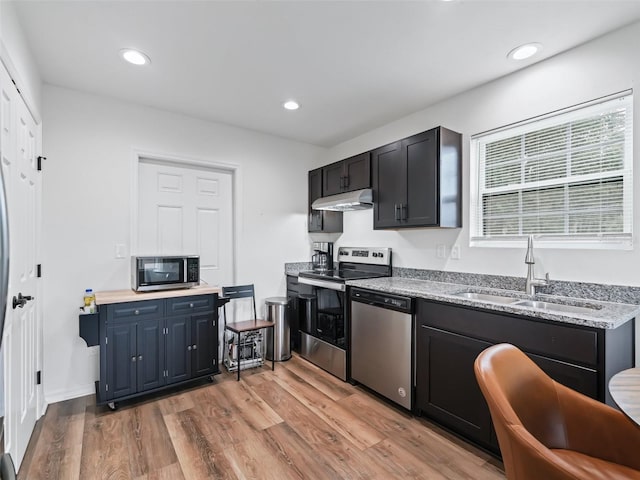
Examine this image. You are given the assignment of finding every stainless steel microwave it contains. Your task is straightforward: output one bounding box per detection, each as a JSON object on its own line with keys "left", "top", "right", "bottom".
{"left": 131, "top": 255, "right": 200, "bottom": 292}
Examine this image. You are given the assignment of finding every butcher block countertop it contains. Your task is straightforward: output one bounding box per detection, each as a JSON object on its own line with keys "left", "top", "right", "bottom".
{"left": 95, "top": 285, "right": 221, "bottom": 305}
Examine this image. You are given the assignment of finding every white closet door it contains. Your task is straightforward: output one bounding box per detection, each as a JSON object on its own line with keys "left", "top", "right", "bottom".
{"left": 0, "top": 62, "right": 41, "bottom": 470}
{"left": 137, "top": 160, "right": 234, "bottom": 288}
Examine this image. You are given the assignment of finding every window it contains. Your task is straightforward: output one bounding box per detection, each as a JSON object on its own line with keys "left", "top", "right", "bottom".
{"left": 470, "top": 92, "right": 633, "bottom": 249}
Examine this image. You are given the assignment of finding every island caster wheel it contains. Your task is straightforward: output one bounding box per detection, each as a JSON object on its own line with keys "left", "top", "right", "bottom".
{"left": 107, "top": 402, "right": 117, "bottom": 411}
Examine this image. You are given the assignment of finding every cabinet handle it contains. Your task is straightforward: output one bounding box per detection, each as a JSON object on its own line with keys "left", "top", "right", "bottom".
{"left": 339, "top": 176, "right": 344, "bottom": 189}
{"left": 187, "top": 345, "right": 192, "bottom": 351}
{"left": 138, "top": 355, "right": 143, "bottom": 361}
{"left": 189, "top": 303, "right": 194, "bottom": 308}
{"left": 134, "top": 309, "right": 140, "bottom": 315}
{"left": 344, "top": 175, "right": 349, "bottom": 188}
{"left": 131, "top": 356, "right": 137, "bottom": 362}
{"left": 394, "top": 204, "right": 400, "bottom": 221}
{"left": 401, "top": 203, "right": 408, "bottom": 221}
{"left": 192, "top": 344, "right": 197, "bottom": 350}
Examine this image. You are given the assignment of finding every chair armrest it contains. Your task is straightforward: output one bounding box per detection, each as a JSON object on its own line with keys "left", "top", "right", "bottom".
{"left": 556, "top": 381, "right": 640, "bottom": 470}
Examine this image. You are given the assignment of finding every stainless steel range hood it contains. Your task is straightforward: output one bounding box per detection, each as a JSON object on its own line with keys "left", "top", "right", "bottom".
{"left": 311, "top": 188, "right": 373, "bottom": 211}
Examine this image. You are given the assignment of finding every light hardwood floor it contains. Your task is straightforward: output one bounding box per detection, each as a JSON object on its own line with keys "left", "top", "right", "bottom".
{"left": 18, "top": 354, "right": 505, "bottom": 479}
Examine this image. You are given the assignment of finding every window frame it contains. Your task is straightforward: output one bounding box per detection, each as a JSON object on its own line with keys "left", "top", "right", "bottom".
{"left": 469, "top": 91, "right": 633, "bottom": 250}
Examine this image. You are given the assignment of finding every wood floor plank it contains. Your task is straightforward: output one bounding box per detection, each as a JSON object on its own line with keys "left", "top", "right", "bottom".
{"left": 252, "top": 377, "right": 383, "bottom": 479}
{"left": 19, "top": 355, "right": 504, "bottom": 480}
{"left": 217, "top": 380, "right": 283, "bottom": 431}
{"left": 259, "top": 422, "right": 344, "bottom": 480}
{"left": 281, "top": 355, "right": 355, "bottom": 401}
{"left": 164, "top": 408, "right": 235, "bottom": 479}
{"left": 79, "top": 409, "right": 133, "bottom": 479}
{"left": 122, "top": 403, "right": 178, "bottom": 477}
{"left": 272, "top": 366, "right": 385, "bottom": 450}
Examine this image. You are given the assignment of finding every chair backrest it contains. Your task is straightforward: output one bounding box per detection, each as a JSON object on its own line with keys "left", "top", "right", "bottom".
{"left": 474, "top": 344, "right": 569, "bottom": 478}
{"left": 222, "top": 284, "right": 257, "bottom": 321}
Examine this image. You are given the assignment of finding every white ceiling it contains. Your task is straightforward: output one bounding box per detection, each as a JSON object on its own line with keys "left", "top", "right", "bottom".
{"left": 12, "top": 1, "right": 640, "bottom": 147}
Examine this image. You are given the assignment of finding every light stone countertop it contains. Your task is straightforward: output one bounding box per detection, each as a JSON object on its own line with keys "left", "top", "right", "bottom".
{"left": 346, "top": 277, "right": 639, "bottom": 330}
{"left": 95, "top": 285, "right": 221, "bottom": 305}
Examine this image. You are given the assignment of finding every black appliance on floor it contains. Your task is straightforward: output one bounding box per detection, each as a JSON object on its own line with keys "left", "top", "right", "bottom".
{"left": 297, "top": 246, "right": 392, "bottom": 380}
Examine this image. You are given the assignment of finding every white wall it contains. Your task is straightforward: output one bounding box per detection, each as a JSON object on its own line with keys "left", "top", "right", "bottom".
{"left": 324, "top": 21, "right": 640, "bottom": 287}
{"left": 0, "top": 1, "right": 42, "bottom": 119}
{"left": 42, "top": 86, "right": 324, "bottom": 402}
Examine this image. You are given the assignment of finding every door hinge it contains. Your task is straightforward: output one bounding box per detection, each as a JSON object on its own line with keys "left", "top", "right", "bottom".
{"left": 36, "top": 370, "right": 41, "bottom": 385}
{"left": 36, "top": 264, "right": 42, "bottom": 278}
{"left": 37, "top": 156, "right": 47, "bottom": 171}
{"left": 105, "top": 384, "right": 109, "bottom": 392}
{"left": 105, "top": 337, "right": 108, "bottom": 345}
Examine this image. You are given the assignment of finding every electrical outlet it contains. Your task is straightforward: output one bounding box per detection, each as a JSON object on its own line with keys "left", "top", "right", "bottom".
{"left": 436, "top": 244, "right": 446, "bottom": 259}
{"left": 451, "top": 245, "right": 460, "bottom": 260}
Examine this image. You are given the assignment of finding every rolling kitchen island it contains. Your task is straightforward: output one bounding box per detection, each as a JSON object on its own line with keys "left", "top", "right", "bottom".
{"left": 79, "top": 286, "right": 221, "bottom": 410}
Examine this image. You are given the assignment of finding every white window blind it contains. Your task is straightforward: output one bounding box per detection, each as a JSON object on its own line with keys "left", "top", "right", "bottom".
{"left": 470, "top": 92, "right": 633, "bottom": 248}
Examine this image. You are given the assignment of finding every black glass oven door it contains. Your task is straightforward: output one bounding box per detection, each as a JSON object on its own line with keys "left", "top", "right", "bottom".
{"left": 299, "top": 286, "right": 345, "bottom": 349}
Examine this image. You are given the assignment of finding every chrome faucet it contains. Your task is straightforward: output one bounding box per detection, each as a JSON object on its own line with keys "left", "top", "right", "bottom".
{"left": 525, "top": 235, "right": 549, "bottom": 295}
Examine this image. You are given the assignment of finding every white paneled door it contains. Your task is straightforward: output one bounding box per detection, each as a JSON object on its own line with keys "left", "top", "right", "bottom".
{"left": 138, "top": 160, "right": 234, "bottom": 287}
{"left": 0, "top": 62, "right": 42, "bottom": 469}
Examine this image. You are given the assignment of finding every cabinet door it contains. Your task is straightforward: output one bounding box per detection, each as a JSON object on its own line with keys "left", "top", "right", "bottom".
{"left": 372, "top": 141, "right": 405, "bottom": 229}
{"left": 416, "top": 325, "right": 495, "bottom": 448}
{"left": 166, "top": 316, "right": 191, "bottom": 384}
{"left": 136, "top": 318, "right": 165, "bottom": 392}
{"left": 343, "top": 152, "right": 371, "bottom": 192}
{"left": 106, "top": 323, "right": 137, "bottom": 400}
{"left": 322, "top": 161, "right": 345, "bottom": 196}
{"left": 308, "top": 168, "right": 343, "bottom": 233}
{"left": 529, "top": 352, "right": 598, "bottom": 399}
{"left": 308, "top": 168, "right": 323, "bottom": 232}
{"left": 404, "top": 129, "right": 438, "bottom": 227}
{"left": 192, "top": 313, "right": 217, "bottom": 377}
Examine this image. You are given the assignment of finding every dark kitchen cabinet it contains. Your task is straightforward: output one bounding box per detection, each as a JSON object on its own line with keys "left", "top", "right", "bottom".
{"left": 415, "top": 299, "right": 633, "bottom": 452}
{"left": 105, "top": 316, "right": 164, "bottom": 399}
{"left": 97, "top": 293, "right": 219, "bottom": 409}
{"left": 372, "top": 126, "right": 461, "bottom": 229}
{"left": 308, "top": 167, "right": 342, "bottom": 233}
{"left": 322, "top": 152, "right": 371, "bottom": 196}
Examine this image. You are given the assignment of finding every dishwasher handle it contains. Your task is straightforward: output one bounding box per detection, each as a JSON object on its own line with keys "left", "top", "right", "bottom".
{"left": 350, "top": 288, "right": 413, "bottom": 313}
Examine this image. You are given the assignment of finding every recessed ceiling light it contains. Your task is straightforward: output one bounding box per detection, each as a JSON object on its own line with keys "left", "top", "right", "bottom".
{"left": 283, "top": 100, "right": 300, "bottom": 111}
{"left": 507, "top": 43, "right": 542, "bottom": 61}
{"left": 120, "top": 49, "right": 151, "bottom": 65}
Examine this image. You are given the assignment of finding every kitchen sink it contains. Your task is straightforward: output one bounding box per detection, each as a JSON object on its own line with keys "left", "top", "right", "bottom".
{"left": 514, "top": 300, "right": 601, "bottom": 315}
{"left": 452, "top": 292, "right": 520, "bottom": 304}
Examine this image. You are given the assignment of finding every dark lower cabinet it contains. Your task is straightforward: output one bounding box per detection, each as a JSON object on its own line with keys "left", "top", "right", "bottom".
{"left": 415, "top": 299, "right": 634, "bottom": 453}
{"left": 98, "top": 294, "right": 219, "bottom": 407}
{"left": 417, "top": 325, "right": 494, "bottom": 446}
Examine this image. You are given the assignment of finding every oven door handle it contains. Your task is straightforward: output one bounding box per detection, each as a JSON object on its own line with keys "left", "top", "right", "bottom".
{"left": 298, "top": 276, "right": 346, "bottom": 292}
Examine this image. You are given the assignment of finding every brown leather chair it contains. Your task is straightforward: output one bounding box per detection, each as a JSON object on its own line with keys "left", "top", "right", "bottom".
{"left": 474, "top": 343, "right": 640, "bottom": 480}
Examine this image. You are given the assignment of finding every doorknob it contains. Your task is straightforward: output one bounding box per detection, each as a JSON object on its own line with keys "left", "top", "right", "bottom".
{"left": 12, "top": 292, "right": 34, "bottom": 309}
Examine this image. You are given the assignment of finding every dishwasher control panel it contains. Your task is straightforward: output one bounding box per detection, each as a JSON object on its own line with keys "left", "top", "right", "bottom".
{"left": 351, "top": 288, "right": 413, "bottom": 313}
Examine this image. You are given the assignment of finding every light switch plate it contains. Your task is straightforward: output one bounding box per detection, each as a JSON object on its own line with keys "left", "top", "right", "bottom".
{"left": 451, "top": 245, "right": 460, "bottom": 260}
{"left": 115, "top": 243, "right": 127, "bottom": 259}
{"left": 436, "top": 244, "right": 446, "bottom": 259}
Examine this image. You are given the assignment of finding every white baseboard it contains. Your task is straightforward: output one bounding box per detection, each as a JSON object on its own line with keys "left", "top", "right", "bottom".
{"left": 45, "top": 384, "right": 95, "bottom": 404}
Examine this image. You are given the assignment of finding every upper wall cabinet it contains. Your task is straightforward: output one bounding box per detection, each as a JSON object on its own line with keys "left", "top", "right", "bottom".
{"left": 372, "top": 126, "right": 462, "bottom": 229}
{"left": 322, "top": 152, "right": 371, "bottom": 196}
{"left": 308, "top": 168, "right": 343, "bottom": 233}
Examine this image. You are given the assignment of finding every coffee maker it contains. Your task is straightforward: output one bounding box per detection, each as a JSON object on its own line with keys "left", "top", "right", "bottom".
{"left": 311, "top": 242, "right": 333, "bottom": 271}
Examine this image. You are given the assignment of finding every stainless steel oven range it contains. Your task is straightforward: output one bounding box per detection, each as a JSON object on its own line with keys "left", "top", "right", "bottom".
{"left": 297, "top": 246, "right": 392, "bottom": 380}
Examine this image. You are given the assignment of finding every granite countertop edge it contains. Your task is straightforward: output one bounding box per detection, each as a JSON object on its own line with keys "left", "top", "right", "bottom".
{"left": 345, "top": 277, "right": 639, "bottom": 330}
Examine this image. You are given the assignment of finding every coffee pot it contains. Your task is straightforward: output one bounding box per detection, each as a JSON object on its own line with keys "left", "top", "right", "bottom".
{"left": 312, "top": 242, "right": 333, "bottom": 271}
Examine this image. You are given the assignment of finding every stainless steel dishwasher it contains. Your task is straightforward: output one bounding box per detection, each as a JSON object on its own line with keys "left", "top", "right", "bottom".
{"left": 350, "top": 287, "right": 413, "bottom": 410}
